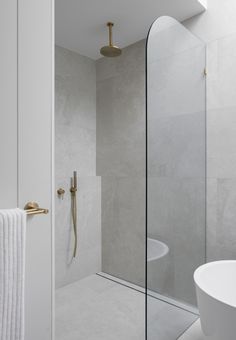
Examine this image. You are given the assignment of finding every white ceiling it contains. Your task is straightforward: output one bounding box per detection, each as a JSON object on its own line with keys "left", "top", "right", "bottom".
{"left": 55, "top": 0, "right": 207, "bottom": 60}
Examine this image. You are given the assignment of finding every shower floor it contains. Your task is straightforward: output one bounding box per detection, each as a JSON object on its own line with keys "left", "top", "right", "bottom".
{"left": 55, "top": 273, "right": 198, "bottom": 340}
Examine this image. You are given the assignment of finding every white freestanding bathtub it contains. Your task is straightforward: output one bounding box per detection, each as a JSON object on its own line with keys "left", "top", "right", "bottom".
{"left": 194, "top": 261, "right": 236, "bottom": 340}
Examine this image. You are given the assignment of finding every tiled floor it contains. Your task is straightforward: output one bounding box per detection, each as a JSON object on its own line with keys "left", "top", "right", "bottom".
{"left": 55, "top": 274, "right": 198, "bottom": 340}
{"left": 178, "top": 320, "right": 206, "bottom": 340}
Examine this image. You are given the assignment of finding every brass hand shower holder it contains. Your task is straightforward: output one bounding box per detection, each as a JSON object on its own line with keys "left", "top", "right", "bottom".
{"left": 24, "top": 201, "right": 49, "bottom": 216}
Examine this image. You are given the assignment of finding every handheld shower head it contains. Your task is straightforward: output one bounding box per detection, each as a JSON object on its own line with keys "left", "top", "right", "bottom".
{"left": 100, "top": 22, "right": 122, "bottom": 58}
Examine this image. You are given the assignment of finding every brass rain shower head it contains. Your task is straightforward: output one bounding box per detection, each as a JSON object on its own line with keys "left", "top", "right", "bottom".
{"left": 100, "top": 22, "right": 122, "bottom": 57}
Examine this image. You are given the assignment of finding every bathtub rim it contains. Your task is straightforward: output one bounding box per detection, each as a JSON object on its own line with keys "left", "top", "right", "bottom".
{"left": 147, "top": 237, "right": 169, "bottom": 262}
{"left": 194, "top": 260, "right": 236, "bottom": 309}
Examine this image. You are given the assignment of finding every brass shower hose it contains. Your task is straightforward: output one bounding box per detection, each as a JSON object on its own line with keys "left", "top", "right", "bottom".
{"left": 70, "top": 186, "right": 77, "bottom": 258}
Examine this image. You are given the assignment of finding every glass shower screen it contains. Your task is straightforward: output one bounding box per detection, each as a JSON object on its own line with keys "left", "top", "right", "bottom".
{"left": 146, "top": 16, "right": 206, "bottom": 339}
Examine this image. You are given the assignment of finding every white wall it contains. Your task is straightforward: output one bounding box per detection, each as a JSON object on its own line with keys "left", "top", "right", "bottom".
{"left": 184, "top": 0, "right": 236, "bottom": 261}
{"left": 184, "top": 0, "right": 236, "bottom": 43}
{"left": 55, "top": 46, "right": 101, "bottom": 288}
{"left": 18, "top": 0, "right": 54, "bottom": 339}
{"left": 1, "top": 1, "right": 54, "bottom": 339}
{"left": 0, "top": 0, "right": 17, "bottom": 208}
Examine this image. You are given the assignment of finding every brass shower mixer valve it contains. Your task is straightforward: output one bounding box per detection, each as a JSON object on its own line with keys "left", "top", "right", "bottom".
{"left": 57, "top": 188, "right": 65, "bottom": 199}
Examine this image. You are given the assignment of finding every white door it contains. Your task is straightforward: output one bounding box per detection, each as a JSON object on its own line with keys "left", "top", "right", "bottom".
{"left": 0, "top": 1, "right": 54, "bottom": 339}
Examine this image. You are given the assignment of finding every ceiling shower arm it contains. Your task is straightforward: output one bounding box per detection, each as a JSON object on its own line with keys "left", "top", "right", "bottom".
{"left": 108, "top": 22, "right": 113, "bottom": 46}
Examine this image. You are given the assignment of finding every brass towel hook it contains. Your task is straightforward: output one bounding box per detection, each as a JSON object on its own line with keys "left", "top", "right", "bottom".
{"left": 24, "top": 202, "right": 49, "bottom": 216}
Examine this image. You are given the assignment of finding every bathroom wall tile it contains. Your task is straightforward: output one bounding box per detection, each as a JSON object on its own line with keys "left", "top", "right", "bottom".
{"left": 148, "top": 17, "right": 204, "bottom": 64}
{"left": 55, "top": 45, "right": 96, "bottom": 82}
{"left": 55, "top": 45, "right": 96, "bottom": 131}
{"left": 55, "top": 46, "right": 101, "bottom": 288}
{"left": 101, "top": 176, "right": 145, "bottom": 287}
{"left": 55, "top": 176, "right": 101, "bottom": 288}
{"left": 147, "top": 295, "right": 198, "bottom": 340}
{"left": 207, "top": 178, "right": 236, "bottom": 261}
{"left": 184, "top": 0, "right": 236, "bottom": 44}
{"left": 146, "top": 23, "right": 206, "bottom": 306}
{"left": 56, "top": 124, "right": 96, "bottom": 178}
{"left": 96, "top": 41, "right": 146, "bottom": 287}
{"left": 148, "top": 112, "right": 206, "bottom": 179}
{"left": 207, "top": 106, "right": 236, "bottom": 178}
{"left": 96, "top": 55, "right": 145, "bottom": 178}
{"left": 148, "top": 44, "right": 206, "bottom": 120}
{"left": 55, "top": 46, "right": 96, "bottom": 178}
{"left": 178, "top": 319, "right": 205, "bottom": 340}
{"left": 148, "top": 177, "right": 206, "bottom": 305}
{"left": 55, "top": 75, "right": 96, "bottom": 132}
{"left": 207, "top": 34, "right": 236, "bottom": 110}
{"left": 96, "top": 40, "right": 145, "bottom": 82}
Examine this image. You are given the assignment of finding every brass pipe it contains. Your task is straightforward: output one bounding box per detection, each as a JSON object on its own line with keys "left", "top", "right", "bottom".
{"left": 108, "top": 22, "right": 113, "bottom": 46}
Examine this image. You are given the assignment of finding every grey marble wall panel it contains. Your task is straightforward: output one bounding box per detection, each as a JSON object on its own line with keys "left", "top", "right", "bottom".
{"left": 96, "top": 41, "right": 146, "bottom": 287}
{"left": 184, "top": 1, "right": 236, "bottom": 272}
{"left": 55, "top": 45, "right": 101, "bottom": 288}
{"left": 148, "top": 112, "right": 205, "bottom": 179}
{"left": 148, "top": 45, "right": 206, "bottom": 120}
{"left": 147, "top": 19, "right": 206, "bottom": 306}
{"left": 148, "top": 177, "right": 205, "bottom": 305}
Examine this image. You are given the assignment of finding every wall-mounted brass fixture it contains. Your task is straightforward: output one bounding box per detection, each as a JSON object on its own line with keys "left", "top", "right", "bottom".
{"left": 70, "top": 171, "right": 78, "bottom": 258}
{"left": 57, "top": 188, "right": 65, "bottom": 199}
{"left": 100, "top": 22, "right": 122, "bottom": 58}
{"left": 24, "top": 201, "right": 49, "bottom": 216}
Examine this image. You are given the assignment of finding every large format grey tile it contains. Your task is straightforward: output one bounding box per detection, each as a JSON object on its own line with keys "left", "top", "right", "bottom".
{"left": 148, "top": 17, "right": 204, "bottom": 64}
{"left": 96, "top": 40, "right": 145, "bottom": 82}
{"left": 96, "top": 40, "right": 146, "bottom": 289}
{"left": 56, "top": 274, "right": 198, "bottom": 340}
{"left": 96, "top": 72, "right": 145, "bottom": 177}
{"left": 207, "top": 178, "right": 236, "bottom": 261}
{"left": 178, "top": 319, "right": 206, "bottom": 340}
{"left": 56, "top": 275, "right": 145, "bottom": 340}
{"left": 148, "top": 45, "right": 206, "bottom": 120}
{"left": 207, "top": 34, "right": 236, "bottom": 110}
{"left": 55, "top": 176, "right": 101, "bottom": 288}
{"left": 207, "top": 107, "right": 236, "bottom": 178}
{"left": 148, "top": 112, "right": 205, "bottom": 178}
{"left": 147, "top": 296, "right": 198, "bottom": 340}
{"left": 101, "top": 176, "right": 145, "bottom": 287}
{"left": 148, "top": 177, "right": 205, "bottom": 305}
{"left": 55, "top": 46, "right": 100, "bottom": 288}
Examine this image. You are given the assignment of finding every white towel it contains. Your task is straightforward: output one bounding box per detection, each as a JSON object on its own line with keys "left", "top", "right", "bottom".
{"left": 0, "top": 208, "right": 26, "bottom": 340}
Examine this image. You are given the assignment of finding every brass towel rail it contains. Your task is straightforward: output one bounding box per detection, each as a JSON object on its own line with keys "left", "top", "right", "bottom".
{"left": 24, "top": 202, "right": 49, "bottom": 216}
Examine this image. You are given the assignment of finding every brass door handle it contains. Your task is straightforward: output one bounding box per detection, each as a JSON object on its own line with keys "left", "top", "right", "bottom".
{"left": 24, "top": 201, "right": 49, "bottom": 216}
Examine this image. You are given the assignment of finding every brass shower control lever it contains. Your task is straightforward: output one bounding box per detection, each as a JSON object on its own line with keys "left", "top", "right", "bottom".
{"left": 57, "top": 188, "right": 65, "bottom": 199}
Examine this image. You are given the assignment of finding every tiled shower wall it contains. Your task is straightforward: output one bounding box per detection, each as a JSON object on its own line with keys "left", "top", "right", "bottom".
{"left": 96, "top": 0, "right": 236, "bottom": 295}
{"left": 184, "top": 0, "right": 236, "bottom": 262}
{"left": 55, "top": 0, "right": 236, "bottom": 294}
{"left": 55, "top": 46, "right": 101, "bottom": 288}
{"left": 96, "top": 41, "right": 146, "bottom": 287}
{"left": 147, "top": 20, "right": 206, "bottom": 306}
